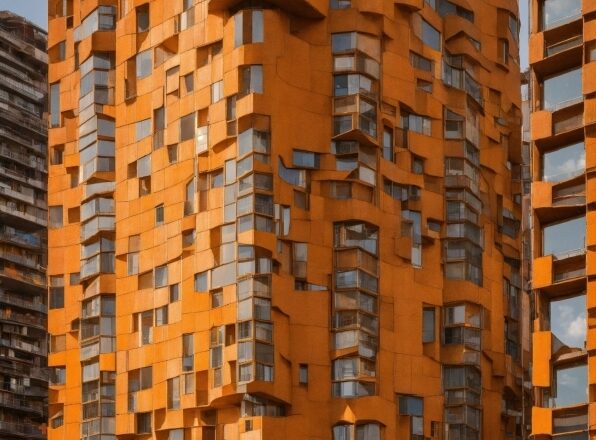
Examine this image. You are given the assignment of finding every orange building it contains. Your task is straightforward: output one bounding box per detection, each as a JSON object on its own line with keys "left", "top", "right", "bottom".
{"left": 529, "top": 0, "right": 594, "bottom": 438}
{"left": 47, "top": 1, "right": 528, "bottom": 439}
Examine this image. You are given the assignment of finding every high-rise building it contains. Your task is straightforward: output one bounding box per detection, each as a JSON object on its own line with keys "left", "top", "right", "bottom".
{"left": 0, "top": 10, "right": 48, "bottom": 440}
{"left": 529, "top": 0, "right": 593, "bottom": 438}
{"left": 47, "top": 1, "right": 527, "bottom": 439}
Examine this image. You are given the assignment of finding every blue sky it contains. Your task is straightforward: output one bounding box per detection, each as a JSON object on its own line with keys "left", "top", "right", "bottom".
{"left": 0, "top": 0, "right": 47, "bottom": 30}
{"left": 0, "top": 1, "right": 529, "bottom": 66}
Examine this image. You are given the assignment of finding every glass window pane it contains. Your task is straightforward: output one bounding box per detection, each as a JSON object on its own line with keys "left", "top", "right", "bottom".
{"left": 550, "top": 294, "right": 586, "bottom": 348}
{"left": 543, "top": 216, "right": 585, "bottom": 256}
{"left": 542, "top": 141, "right": 585, "bottom": 182}
{"left": 542, "top": 68, "right": 582, "bottom": 111}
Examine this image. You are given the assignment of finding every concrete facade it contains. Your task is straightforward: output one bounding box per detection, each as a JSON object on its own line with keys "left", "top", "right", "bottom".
{"left": 0, "top": 10, "right": 48, "bottom": 440}
{"left": 47, "top": 1, "right": 527, "bottom": 439}
{"left": 529, "top": 0, "right": 594, "bottom": 438}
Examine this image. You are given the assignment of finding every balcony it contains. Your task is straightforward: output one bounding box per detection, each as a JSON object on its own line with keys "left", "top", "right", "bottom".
{"left": 553, "top": 252, "right": 585, "bottom": 283}
{"left": 0, "top": 420, "right": 44, "bottom": 439}
{"left": 0, "top": 292, "right": 46, "bottom": 314}
{"left": 552, "top": 181, "right": 585, "bottom": 206}
{"left": 553, "top": 103, "right": 584, "bottom": 135}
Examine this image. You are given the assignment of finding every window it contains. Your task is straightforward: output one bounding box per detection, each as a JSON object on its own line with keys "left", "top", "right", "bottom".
{"left": 136, "top": 50, "right": 152, "bottom": 78}
{"left": 185, "top": 179, "right": 195, "bottom": 215}
{"left": 167, "top": 144, "right": 178, "bottom": 163}
{"left": 183, "top": 333, "right": 194, "bottom": 371}
{"left": 50, "top": 83, "right": 60, "bottom": 127}
{"left": 542, "top": 67, "right": 582, "bottom": 111}
{"left": 167, "top": 377, "right": 180, "bottom": 409}
{"left": 49, "top": 276, "right": 65, "bottom": 309}
{"left": 293, "top": 150, "right": 319, "bottom": 168}
{"left": 129, "top": 367, "right": 152, "bottom": 392}
{"left": 553, "top": 362, "right": 588, "bottom": 407}
{"left": 182, "top": 73, "right": 194, "bottom": 95}
{"left": 136, "top": 118, "right": 151, "bottom": 141}
{"left": 542, "top": 141, "right": 584, "bottom": 182}
{"left": 155, "top": 266, "right": 168, "bottom": 288}
{"left": 399, "top": 395, "right": 424, "bottom": 439}
{"left": 137, "top": 310, "right": 153, "bottom": 345}
{"left": 49, "top": 205, "right": 63, "bottom": 228}
{"left": 210, "top": 326, "right": 224, "bottom": 387}
{"left": 542, "top": 0, "right": 582, "bottom": 30}
{"left": 170, "top": 283, "right": 180, "bottom": 302}
{"left": 136, "top": 3, "right": 149, "bottom": 32}
{"left": 332, "top": 423, "right": 381, "bottom": 440}
{"left": 402, "top": 112, "right": 431, "bottom": 136}
{"left": 382, "top": 127, "right": 393, "bottom": 161}
{"left": 155, "top": 204, "right": 164, "bottom": 225}
{"left": 549, "top": 294, "right": 586, "bottom": 348}
{"left": 50, "top": 366, "right": 66, "bottom": 385}
{"left": 136, "top": 412, "right": 151, "bottom": 434}
{"left": 542, "top": 216, "right": 585, "bottom": 257}
{"left": 330, "top": 0, "right": 351, "bottom": 8}
{"left": 169, "top": 429, "right": 184, "bottom": 440}
{"left": 180, "top": 112, "right": 195, "bottom": 142}
{"left": 421, "top": 18, "right": 441, "bottom": 51}
{"left": 299, "top": 364, "right": 308, "bottom": 385}
{"left": 153, "top": 107, "right": 165, "bottom": 149}
{"left": 410, "top": 52, "right": 433, "bottom": 72}
{"left": 498, "top": 38, "right": 509, "bottom": 64}
{"left": 416, "top": 79, "right": 432, "bottom": 93}
{"left": 422, "top": 307, "right": 435, "bottom": 343}
{"left": 234, "top": 9, "right": 263, "bottom": 47}
{"left": 412, "top": 156, "right": 424, "bottom": 174}
{"left": 444, "top": 109, "right": 464, "bottom": 139}
{"left": 436, "top": 0, "right": 474, "bottom": 22}
{"left": 195, "top": 271, "right": 208, "bottom": 291}
{"left": 211, "top": 80, "right": 223, "bottom": 103}
{"left": 239, "top": 65, "right": 263, "bottom": 96}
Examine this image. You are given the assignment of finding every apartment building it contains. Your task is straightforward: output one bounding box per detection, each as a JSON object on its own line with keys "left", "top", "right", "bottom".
{"left": 529, "top": 0, "right": 596, "bottom": 438}
{"left": 0, "top": 10, "right": 48, "bottom": 440}
{"left": 47, "top": 0, "right": 527, "bottom": 439}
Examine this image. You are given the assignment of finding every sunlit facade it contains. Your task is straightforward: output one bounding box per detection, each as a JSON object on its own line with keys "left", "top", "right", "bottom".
{"left": 48, "top": 1, "right": 527, "bottom": 439}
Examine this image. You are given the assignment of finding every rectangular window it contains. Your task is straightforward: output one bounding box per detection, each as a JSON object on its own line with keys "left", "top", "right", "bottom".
{"left": 155, "top": 204, "right": 164, "bottom": 225}
{"left": 180, "top": 112, "right": 195, "bottom": 141}
{"left": 293, "top": 150, "right": 319, "bottom": 169}
{"left": 136, "top": 118, "right": 151, "bottom": 141}
{"left": 50, "top": 83, "right": 60, "bottom": 127}
{"left": 542, "top": 141, "right": 585, "bottom": 183}
{"left": 170, "top": 283, "right": 180, "bottom": 302}
{"left": 136, "top": 3, "right": 149, "bottom": 32}
{"left": 383, "top": 127, "right": 393, "bottom": 161}
{"left": 542, "top": 67, "right": 582, "bottom": 111}
{"left": 543, "top": 216, "right": 585, "bottom": 257}
{"left": 239, "top": 65, "right": 263, "bottom": 96}
{"left": 330, "top": 0, "right": 351, "bottom": 8}
{"left": 49, "top": 276, "right": 65, "bottom": 309}
{"left": 234, "top": 9, "right": 264, "bottom": 47}
{"left": 167, "top": 377, "right": 180, "bottom": 409}
{"left": 421, "top": 18, "right": 441, "bottom": 51}
{"left": 549, "top": 294, "right": 586, "bottom": 348}
{"left": 211, "top": 80, "right": 223, "bottom": 103}
{"left": 299, "top": 364, "right": 308, "bottom": 385}
{"left": 553, "top": 362, "right": 587, "bottom": 407}
{"left": 542, "top": 0, "right": 581, "bottom": 30}
{"left": 49, "top": 205, "right": 64, "bottom": 228}
{"left": 195, "top": 271, "right": 208, "bottom": 291}
{"left": 136, "top": 50, "right": 152, "bottom": 78}
{"left": 422, "top": 307, "right": 435, "bottom": 343}
{"left": 136, "top": 412, "right": 151, "bottom": 434}
{"left": 155, "top": 266, "right": 168, "bottom": 288}
{"left": 183, "top": 333, "right": 194, "bottom": 371}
